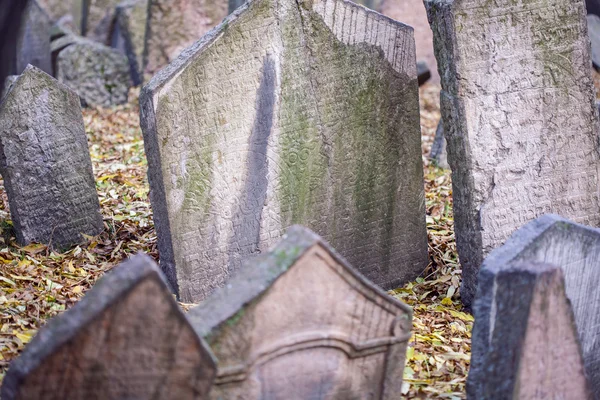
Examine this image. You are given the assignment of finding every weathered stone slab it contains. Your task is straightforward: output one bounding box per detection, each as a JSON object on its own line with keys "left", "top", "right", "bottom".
{"left": 143, "top": 0, "right": 229, "bottom": 78}
{"left": 430, "top": 119, "right": 448, "bottom": 169}
{"left": 113, "top": 0, "right": 148, "bottom": 86}
{"left": 14, "top": 0, "right": 52, "bottom": 75}
{"left": 468, "top": 260, "right": 591, "bottom": 399}
{"left": 0, "top": 65, "right": 103, "bottom": 249}
{"left": 474, "top": 215, "right": 600, "bottom": 397}
{"left": 188, "top": 226, "right": 412, "bottom": 400}
{"left": 1, "top": 254, "right": 217, "bottom": 400}
{"left": 82, "top": 0, "right": 121, "bottom": 44}
{"left": 56, "top": 36, "right": 131, "bottom": 107}
{"left": 38, "top": 0, "right": 84, "bottom": 32}
{"left": 140, "top": 0, "right": 427, "bottom": 302}
{"left": 588, "top": 14, "right": 600, "bottom": 69}
{"left": 425, "top": 0, "right": 600, "bottom": 307}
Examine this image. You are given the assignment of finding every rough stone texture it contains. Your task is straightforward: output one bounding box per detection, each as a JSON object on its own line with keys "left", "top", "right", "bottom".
{"left": 114, "top": 0, "right": 148, "bottom": 86}
{"left": 188, "top": 226, "right": 412, "bottom": 400}
{"left": 140, "top": 0, "right": 427, "bottom": 302}
{"left": 425, "top": 0, "right": 600, "bottom": 307}
{"left": 14, "top": 0, "right": 52, "bottom": 76}
{"left": 430, "top": 119, "right": 448, "bottom": 169}
{"left": 474, "top": 215, "right": 600, "bottom": 398}
{"left": 0, "top": 66, "right": 103, "bottom": 249}
{"left": 1, "top": 76, "right": 18, "bottom": 101}
{"left": 589, "top": 14, "right": 600, "bottom": 69}
{"left": 468, "top": 260, "right": 591, "bottom": 399}
{"left": 143, "top": 0, "right": 229, "bottom": 79}
{"left": 1, "top": 254, "right": 217, "bottom": 400}
{"left": 82, "top": 0, "right": 121, "bottom": 44}
{"left": 56, "top": 37, "right": 131, "bottom": 107}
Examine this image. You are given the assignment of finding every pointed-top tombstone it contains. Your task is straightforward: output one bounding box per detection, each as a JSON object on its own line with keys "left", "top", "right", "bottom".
{"left": 0, "top": 65, "right": 103, "bottom": 249}
{"left": 2, "top": 254, "right": 217, "bottom": 400}
{"left": 188, "top": 226, "right": 412, "bottom": 399}
{"left": 472, "top": 215, "right": 600, "bottom": 398}
{"left": 14, "top": 0, "right": 52, "bottom": 75}
{"left": 140, "top": 0, "right": 427, "bottom": 303}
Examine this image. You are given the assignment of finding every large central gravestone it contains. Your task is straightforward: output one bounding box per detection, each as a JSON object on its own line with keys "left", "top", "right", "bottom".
{"left": 425, "top": 0, "right": 600, "bottom": 307}
{"left": 141, "top": 0, "right": 427, "bottom": 302}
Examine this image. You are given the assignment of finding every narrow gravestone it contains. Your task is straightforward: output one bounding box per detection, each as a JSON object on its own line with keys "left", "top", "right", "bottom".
{"left": 430, "top": 119, "right": 448, "bottom": 169}
{"left": 188, "top": 226, "right": 412, "bottom": 400}
{"left": 1, "top": 254, "right": 217, "bottom": 400}
{"left": 588, "top": 14, "right": 600, "bottom": 69}
{"left": 468, "top": 260, "right": 591, "bottom": 399}
{"left": 38, "top": 0, "right": 84, "bottom": 33}
{"left": 14, "top": 0, "right": 52, "bottom": 76}
{"left": 425, "top": 0, "right": 600, "bottom": 307}
{"left": 113, "top": 0, "right": 148, "bottom": 86}
{"left": 472, "top": 215, "right": 600, "bottom": 398}
{"left": 56, "top": 36, "right": 131, "bottom": 107}
{"left": 143, "top": 0, "right": 229, "bottom": 79}
{"left": 0, "top": 65, "right": 103, "bottom": 249}
{"left": 140, "top": 0, "right": 427, "bottom": 302}
{"left": 82, "top": 0, "right": 121, "bottom": 44}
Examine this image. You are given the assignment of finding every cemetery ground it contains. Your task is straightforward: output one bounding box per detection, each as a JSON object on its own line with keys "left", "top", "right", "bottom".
{"left": 0, "top": 82, "right": 465, "bottom": 398}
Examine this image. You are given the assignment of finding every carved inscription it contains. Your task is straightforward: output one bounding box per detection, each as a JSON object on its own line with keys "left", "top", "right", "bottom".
{"left": 141, "top": 0, "right": 427, "bottom": 302}
{"left": 426, "top": 0, "right": 600, "bottom": 306}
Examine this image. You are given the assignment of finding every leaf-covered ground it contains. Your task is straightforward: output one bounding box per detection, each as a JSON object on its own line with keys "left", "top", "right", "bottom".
{"left": 0, "top": 84, "right": 469, "bottom": 397}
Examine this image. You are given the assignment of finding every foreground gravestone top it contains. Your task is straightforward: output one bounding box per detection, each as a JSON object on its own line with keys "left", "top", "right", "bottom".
{"left": 141, "top": 0, "right": 427, "bottom": 302}
{"left": 1, "top": 254, "right": 216, "bottom": 400}
{"left": 14, "top": 0, "right": 52, "bottom": 75}
{"left": 425, "top": 0, "right": 600, "bottom": 307}
{"left": 188, "top": 226, "right": 412, "bottom": 399}
{"left": 469, "top": 260, "right": 591, "bottom": 399}
{"left": 475, "top": 215, "right": 600, "bottom": 398}
{"left": 0, "top": 65, "right": 103, "bottom": 249}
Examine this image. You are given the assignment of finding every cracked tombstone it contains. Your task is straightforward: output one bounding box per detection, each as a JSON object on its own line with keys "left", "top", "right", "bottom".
{"left": 140, "top": 0, "right": 427, "bottom": 303}
{"left": 112, "top": 0, "right": 148, "bottom": 86}
{"left": 14, "top": 0, "right": 52, "bottom": 76}
{"left": 188, "top": 226, "right": 412, "bottom": 400}
{"left": 1, "top": 254, "right": 217, "bottom": 400}
{"left": 82, "top": 0, "right": 122, "bottom": 44}
{"left": 470, "top": 215, "right": 600, "bottom": 398}
{"left": 425, "top": 0, "right": 600, "bottom": 307}
{"left": 468, "top": 260, "right": 591, "bottom": 399}
{"left": 0, "top": 65, "right": 103, "bottom": 249}
{"left": 143, "top": 0, "right": 229, "bottom": 79}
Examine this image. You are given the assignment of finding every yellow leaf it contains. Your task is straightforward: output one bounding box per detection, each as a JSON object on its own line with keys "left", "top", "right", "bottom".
{"left": 441, "top": 297, "right": 453, "bottom": 306}
{"left": 15, "top": 332, "right": 32, "bottom": 344}
{"left": 72, "top": 286, "right": 82, "bottom": 294}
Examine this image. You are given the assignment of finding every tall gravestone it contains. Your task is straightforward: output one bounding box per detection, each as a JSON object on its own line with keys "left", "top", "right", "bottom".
{"left": 113, "top": 0, "right": 148, "bottom": 86}
{"left": 472, "top": 215, "right": 600, "bottom": 398}
{"left": 140, "top": 0, "right": 427, "bottom": 302}
{"left": 425, "top": 0, "right": 600, "bottom": 306}
{"left": 188, "top": 226, "right": 412, "bottom": 399}
{"left": 2, "top": 254, "right": 217, "bottom": 400}
{"left": 38, "top": 0, "right": 84, "bottom": 33}
{"left": 82, "top": 0, "right": 121, "bottom": 44}
{"left": 468, "top": 260, "right": 591, "bottom": 399}
{"left": 14, "top": 0, "right": 52, "bottom": 76}
{"left": 0, "top": 65, "right": 103, "bottom": 249}
{"left": 143, "top": 0, "right": 229, "bottom": 79}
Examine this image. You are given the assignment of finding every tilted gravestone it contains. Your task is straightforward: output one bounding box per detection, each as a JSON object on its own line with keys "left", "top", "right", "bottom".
{"left": 188, "top": 226, "right": 412, "bottom": 400}
{"left": 143, "top": 0, "right": 229, "bottom": 79}
{"left": 471, "top": 215, "right": 600, "bottom": 398}
{"left": 0, "top": 65, "right": 103, "bottom": 249}
{"left": 140, "top": 0, "right": 427, "bottom": 302}
{"left": 468, "top": 260, "right": 591, "bottom": 399}
{"left": 82, "top": 0, "right": 121, "bottom": 44}
{"left": 113, "top": 0, "right": 148, "bottom": 86}
{"left": 425, "top": 0, "right": 600, "bottom": 307}
{"left": 56, "top": 36, "right": 131, "bottom": 107}
{"left": 14, "top": 0, "right": 52, "bottom": 76}
{"left": 1, "top": 254, "right": 217, "bottom": 400}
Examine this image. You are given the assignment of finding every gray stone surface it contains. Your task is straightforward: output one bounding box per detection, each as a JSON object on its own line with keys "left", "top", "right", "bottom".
{"left": 114, "top": 0, "right": 148, "bottom": 86}
{"left": 14, "top": 0, "right": 52, "bottom": 75}
{"left": 38, "top": 0, "right": 83, "bottom": 32}
{"left": 82, "top": 0, "right": 121, "bottom": 44}
{"left": 140, "top": 0, "right": 427, "bottom": 303}
{"left": 1, "top": 254, "right": 216, "bottom": 400}
{"left": 588, "top": 14, "right": 600, "bottom": 69}
{"left": 143, "top": 0, "right": 229, "bottom": 79}
{"left": 188, "top": 226, "right": 412, "bottom": 399}
{"left": 56, "top": 37, "right": 131, "bottom": 107}
{"left": 430, "top": 119, "right": 448, "bottom": 169}
{"left": 426, "top": 0, "right": 600, "bottom": 307}
{"left": 0, "top": 65, "right": 103, "bottom": 249}
{"left": 473, "top": 215, "right": 600, "bottom": 398}
{"left": 1, "top": 76, "right": 18, "bottom": 101}
{"left": 468, "top": 260, "right": 591, "bottom": 399}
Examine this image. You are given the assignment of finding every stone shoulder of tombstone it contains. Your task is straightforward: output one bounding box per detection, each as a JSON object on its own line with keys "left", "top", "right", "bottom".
{"left": 56, "top": 36, "right": 131, "bottom": 107}
{"left": 1, "top": 254, "right": 217, "bottom": 400}
{"left": 188, "top": 225, "right": 412, "bottom": 399}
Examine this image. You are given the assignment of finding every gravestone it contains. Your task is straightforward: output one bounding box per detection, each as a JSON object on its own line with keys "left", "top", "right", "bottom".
{"left": 113, "top": 0, "right": 148, "bottom": 86}
{"left": 1, "top": 76, "right": 18, "bottom": 101}
{"left": 38, "top": 0, "right": 83, "bottom": 28}
{"left": 425, "top": 0, "right": 600, "bottom": 307}
{"left": 14, "top": 0, "right": 52, "bottom": 76}
{"left": 56, "top": 37, "right": 130, "bottom": 107}
{"left": 468, "top": 260, "right": 591, "bottom": 399}
{"left": 188, "top": 226, "right": 412, "bottom": 400}
{"left": 140, "top": 0, "right": 427, "bottom": 302}
{"left": 473, "top": 215, "right": 600, "bottom": 397}
{"left": 82, "top": 0, "right": 121, "bottom": 44}
{"left": 0, "top": 65, "right": 103, "bottom": 249}
{"left": 143, "top": 0, "right": 229, "bottom": 78}
{"left": 1, "top": 254, "right": 217, "bottom": 400}
{"left": 588, "top": 14, "right": 600, "bottom": 69}
{"left": 430, "top": 120, "right": 448, "bottom": 169}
